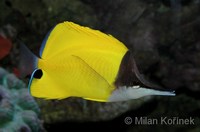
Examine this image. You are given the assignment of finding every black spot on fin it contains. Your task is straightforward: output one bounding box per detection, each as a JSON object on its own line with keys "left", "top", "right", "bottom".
{"left": 33, "top": 69, "right": 43, "bottom": 79}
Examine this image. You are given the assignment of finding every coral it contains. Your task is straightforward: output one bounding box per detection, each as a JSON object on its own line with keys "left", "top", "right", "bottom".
{"left": 0, "top": 67, "right": 44, "bottom": 132}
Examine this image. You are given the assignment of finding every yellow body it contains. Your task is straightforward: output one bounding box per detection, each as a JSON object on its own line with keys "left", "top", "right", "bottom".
{"left": 30, "top": 22, "right": 128, "bottom": 102}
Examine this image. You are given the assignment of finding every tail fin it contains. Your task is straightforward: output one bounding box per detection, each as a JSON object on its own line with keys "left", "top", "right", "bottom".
{"left": 19, "top": 43, "right": 39, "bottom": 78}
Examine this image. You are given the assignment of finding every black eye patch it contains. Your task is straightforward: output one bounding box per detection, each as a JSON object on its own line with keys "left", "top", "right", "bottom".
{"left": 33, "top": 69, "right": 43, "bottom": 79}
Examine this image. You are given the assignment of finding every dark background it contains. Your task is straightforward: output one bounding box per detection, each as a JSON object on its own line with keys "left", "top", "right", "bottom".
{"left": 0, "top": 0, "right": 200, "bottom": 131}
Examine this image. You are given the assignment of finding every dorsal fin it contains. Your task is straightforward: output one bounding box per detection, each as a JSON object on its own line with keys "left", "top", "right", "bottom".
{"left": 39, "top": 21, "right": 128, "bottom": 60}
{"left": 39, "top": 26, "right": 55, "bottom": 58}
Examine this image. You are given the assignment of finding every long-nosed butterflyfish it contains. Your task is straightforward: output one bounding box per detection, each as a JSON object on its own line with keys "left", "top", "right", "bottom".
{"left": 20, "top": 21, "right": 175, "bottom": 102}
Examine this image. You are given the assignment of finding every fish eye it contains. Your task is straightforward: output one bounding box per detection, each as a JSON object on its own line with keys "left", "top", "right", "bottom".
{"left": 33, "top": 69, "right": 43, "bottom": 79}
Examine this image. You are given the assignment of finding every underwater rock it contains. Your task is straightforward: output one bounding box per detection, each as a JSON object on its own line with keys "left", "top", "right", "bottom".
{"left": 37, "top": 96, "right": 152, "bottom": 124}
{"left": 0, "top": 67, "right": 44, "bottom": 132}
{"left": 42, "top": 0, "right": 98, "bottom": 26}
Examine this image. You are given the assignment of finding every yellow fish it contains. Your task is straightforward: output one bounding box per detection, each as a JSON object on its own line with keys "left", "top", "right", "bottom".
{"left": 20, "top": 21, "right": 175, "bottom": 102}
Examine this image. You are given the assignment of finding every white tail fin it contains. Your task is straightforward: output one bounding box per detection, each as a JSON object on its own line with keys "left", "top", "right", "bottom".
{"left": 109, "top": 86, "right": 175, "bottom": 102}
